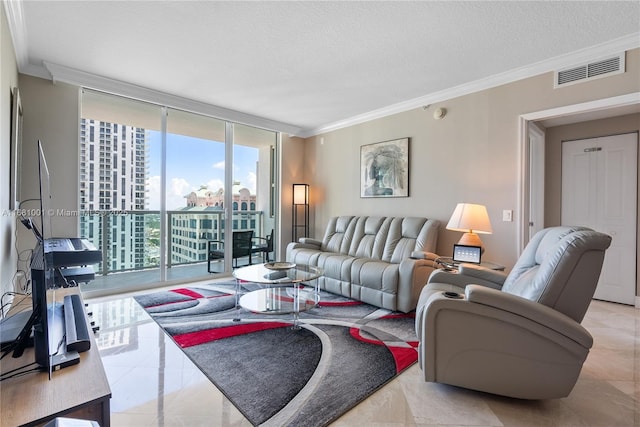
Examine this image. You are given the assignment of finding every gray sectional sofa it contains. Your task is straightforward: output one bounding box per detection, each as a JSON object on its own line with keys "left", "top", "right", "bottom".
{"left": 286, "top": 216, "right": 440, "bottom": 313}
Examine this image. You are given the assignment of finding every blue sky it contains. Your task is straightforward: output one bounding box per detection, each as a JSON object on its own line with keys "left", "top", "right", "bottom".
{"left": 146, "top": 131, "right": 258, "bottom": 210}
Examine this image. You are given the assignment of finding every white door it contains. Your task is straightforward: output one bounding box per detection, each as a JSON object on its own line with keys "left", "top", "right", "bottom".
{"left": 562, "top": 133, "right": 637, "bottom": 305}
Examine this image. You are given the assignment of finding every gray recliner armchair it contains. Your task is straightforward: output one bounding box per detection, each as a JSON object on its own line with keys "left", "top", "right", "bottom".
{"left": 415, "top": 226, "right": 612, "bottom": 399}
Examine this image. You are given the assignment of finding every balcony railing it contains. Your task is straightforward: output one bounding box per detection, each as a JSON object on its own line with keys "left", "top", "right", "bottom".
{"left": 79, "top": 209, "right": 265, "bottom": 276}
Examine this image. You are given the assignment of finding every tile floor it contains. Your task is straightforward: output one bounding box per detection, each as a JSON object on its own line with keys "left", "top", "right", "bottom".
{"left": 87, "top": 286, "right": 639, "bottom": 427}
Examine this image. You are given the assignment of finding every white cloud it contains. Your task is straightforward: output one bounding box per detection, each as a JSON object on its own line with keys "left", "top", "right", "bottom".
{"left": 146, "top": 175, "right": 161, "bottom": 211}
{"left": 212, "top": 161, "right": 225, "bottom": 170}
{"left": 206, "top": 178, "right": 224, "bottom": 193}
{"left": 246, "top": 172, "right": 257, "bottom": 194}
{"left": 168, "top": 178, "right": 191, "bottom": 210}
{"left": 146, "top": 176, "right": 194, "bottom": 210}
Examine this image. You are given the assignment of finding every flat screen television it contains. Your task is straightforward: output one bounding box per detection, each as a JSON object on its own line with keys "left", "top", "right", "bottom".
{"left": 15, "top": 140, "right": 78, "bottom": 378}
{"left": 33, "top": 138, "right": 58, "bottom": 377}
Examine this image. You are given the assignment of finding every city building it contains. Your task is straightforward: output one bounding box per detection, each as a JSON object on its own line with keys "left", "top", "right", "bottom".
{"left": 79, "top": 119, "right": 148, "bottom": 272}
{"left": 172, "top": 183, "right": 258, "bottom": 265}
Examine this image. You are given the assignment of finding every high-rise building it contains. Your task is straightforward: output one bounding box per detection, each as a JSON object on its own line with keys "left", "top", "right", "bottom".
{"left": 79, "top": 119, "right": 149, "bottom": 273}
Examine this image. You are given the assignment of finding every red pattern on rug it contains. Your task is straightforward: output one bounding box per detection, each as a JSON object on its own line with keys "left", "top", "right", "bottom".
{"left": 174, "top": 322, "right": 291, "bottom": 348}
{"left": 171, "top": 288, "right": 205, "bottom": 299}
{"left": 349, "top": 323, "right": 418, "bottom": 373}
{"left": 319, "top": 300, "right": 362, "bottom": 307}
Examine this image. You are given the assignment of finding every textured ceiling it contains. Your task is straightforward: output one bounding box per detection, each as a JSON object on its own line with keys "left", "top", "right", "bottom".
{"left": 9, "top": 1, "right": 640, "bottom": 135}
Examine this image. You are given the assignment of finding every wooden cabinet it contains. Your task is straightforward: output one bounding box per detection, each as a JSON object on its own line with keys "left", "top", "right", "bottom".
{"left": 0, "top": 288, "right": 111, "bottom": 427}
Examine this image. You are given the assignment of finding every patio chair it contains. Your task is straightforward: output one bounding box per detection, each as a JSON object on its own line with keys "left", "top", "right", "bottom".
{"left": 207, "top": 230, "right": 254, "bottom": 272}
{"left": 252, "top": 229, "right": 274, "bottom": 263}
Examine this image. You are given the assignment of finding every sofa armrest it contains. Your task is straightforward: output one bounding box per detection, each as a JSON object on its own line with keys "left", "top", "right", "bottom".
{"left": 427, "top": 267, "right": 505, "bottom": 290}
{"left": 298, "top": 237, "right": 322, "bottom": 247}
{"left": 465, "top": 285, "right": 593, "bottom": 348}
{"left": 457, "top": 264, "right": 507, "bottom": 288}
{"left": 410, "top": 250, "right": 439, "bottom": 261}
{"left": 287, "top": 238, "right": 322, "bottom": 252}
{"left": 396, "top": 257, "right": 440, "bottom": 312}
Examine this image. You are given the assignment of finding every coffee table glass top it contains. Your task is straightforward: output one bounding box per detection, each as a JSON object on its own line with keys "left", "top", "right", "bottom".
{"left": 232, "top": 263, "right": 322, "bottom": 285}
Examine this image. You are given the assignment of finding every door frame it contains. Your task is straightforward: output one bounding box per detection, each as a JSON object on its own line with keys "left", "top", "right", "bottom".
{"left": 528, "top": 122, "right": 545, "bottom": 242}
{"left": 517, "top": 92, "right": 640, "bottom": 305}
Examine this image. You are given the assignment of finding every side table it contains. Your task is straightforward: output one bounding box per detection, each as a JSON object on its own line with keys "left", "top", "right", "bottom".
{"left": 436, "top": 257, "right": 505, "bottom": 271}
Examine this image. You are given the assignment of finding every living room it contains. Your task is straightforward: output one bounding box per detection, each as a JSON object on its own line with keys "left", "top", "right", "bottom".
{"left": 1, "top": 2, "right": 639, "bottom": 426}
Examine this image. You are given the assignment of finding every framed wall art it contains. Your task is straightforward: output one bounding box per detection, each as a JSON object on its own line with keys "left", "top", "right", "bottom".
{"left": 360, "top": 137, "right": 409, "bottom": 198}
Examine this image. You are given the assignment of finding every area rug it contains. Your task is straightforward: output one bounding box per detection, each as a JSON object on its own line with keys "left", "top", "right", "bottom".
{"left": 134, "top": 282, "right": 418, "bottom": 427}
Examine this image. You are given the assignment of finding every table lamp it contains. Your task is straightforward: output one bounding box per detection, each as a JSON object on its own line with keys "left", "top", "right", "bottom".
{"left": 446, "top": 203, "right": 493, "bottom": 253}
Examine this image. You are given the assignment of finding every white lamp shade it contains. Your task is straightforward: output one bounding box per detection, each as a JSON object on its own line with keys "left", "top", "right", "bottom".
{"left": 293, "top": 184, "right": 309, "bottom": 205}
{"left": 446, "top": 203, "right": 493, "bottom": 234}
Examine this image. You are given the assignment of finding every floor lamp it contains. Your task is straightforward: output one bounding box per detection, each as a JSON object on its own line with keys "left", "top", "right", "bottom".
{"left": 292, "top": 184, "right": 309, "bottom": 242}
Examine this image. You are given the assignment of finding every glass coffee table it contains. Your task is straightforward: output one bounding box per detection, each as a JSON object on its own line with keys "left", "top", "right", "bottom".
{"left": 232, "top": 263, "right": 323, "bottom": 328}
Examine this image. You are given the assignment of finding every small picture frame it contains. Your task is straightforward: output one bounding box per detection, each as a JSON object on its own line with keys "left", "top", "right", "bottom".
{"left": 360, "top": 138, "right": 409, "bottom": 198}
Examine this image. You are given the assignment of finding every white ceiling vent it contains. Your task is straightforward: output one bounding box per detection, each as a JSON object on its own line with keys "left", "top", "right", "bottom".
{"left": 554, "top": 53, "right": 625, "bottom": 88}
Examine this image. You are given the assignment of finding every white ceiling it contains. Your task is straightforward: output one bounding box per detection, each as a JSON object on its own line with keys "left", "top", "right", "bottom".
{"left": 5, "top": 1, "right": 640, "bottom": 136}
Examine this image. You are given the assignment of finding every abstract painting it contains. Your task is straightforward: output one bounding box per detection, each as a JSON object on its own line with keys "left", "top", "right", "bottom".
{"left": 360, "top": 138, "right": 409, "bottom": 198}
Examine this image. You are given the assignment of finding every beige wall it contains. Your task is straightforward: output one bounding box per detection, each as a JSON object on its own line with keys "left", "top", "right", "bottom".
{"left": 17, "top": 75, "right": 80, "bottom": 259}
{"left": 1, "top": 6, "right": 20, "bottom": 308}
{"left": 304, "top": 49, "right": 640, "bottom": 271}
{"left": 279, "top": 134, "right": 306, "bottom": 260}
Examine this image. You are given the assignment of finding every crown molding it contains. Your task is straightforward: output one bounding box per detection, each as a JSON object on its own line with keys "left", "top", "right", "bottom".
{"left": 300, "top": 32, "right": 640, "bottom": 138}
{"left": 43, "top": 62, "right": 304, "bottom": 136}
{"left": 3, "top": 0, "right": 28, "bottom": 70}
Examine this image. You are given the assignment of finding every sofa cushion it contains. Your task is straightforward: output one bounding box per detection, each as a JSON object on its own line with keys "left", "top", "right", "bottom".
{"left": 321, "top": 216, "right": 356, "bottom": 254}
{"left": 351, "top": 258, "right": 401, "bottom": 308}
{"left": 383, "top": 217, "right": 431, "bottom": 263}
{"left": 502, "top": 226, "right": 589, "bottom": 302}
{"left": 348, "top": 216, "right": 389, "bottom": 259}
{"left": 502, "top": 227, "right": 612, "bottom": 322}
{"left": 316, "top": 253, "right": 358, "bottom": 297}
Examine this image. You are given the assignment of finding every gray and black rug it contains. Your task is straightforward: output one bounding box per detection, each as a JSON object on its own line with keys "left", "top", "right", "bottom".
{"left": 134, "top": 282, "right": 418, "bottom": 427}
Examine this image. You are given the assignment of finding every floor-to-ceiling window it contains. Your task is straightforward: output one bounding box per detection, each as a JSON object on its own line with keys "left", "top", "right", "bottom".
{"left": 79, "top": 90, "right": 278, "bottom": 295}
{"left": 233, "top": 123, "right": 279, "bottom": 264}
{"left": 80, "top": 90, "right": 163, "bottom": 291}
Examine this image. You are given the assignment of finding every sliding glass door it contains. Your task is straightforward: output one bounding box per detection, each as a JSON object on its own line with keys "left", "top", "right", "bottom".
{"left": 165, "top": 109, "right": 228, "bottom": 278}
{"left": 80, "top": 90, "right": 278, "bottom": 294}
{"left": 233, "top": 123, "right": 278, "bottom": 266}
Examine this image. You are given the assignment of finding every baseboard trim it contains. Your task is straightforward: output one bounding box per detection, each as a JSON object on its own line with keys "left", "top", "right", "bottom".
{"left": 635, "top": 297, "right": 640, "bottom": 309}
